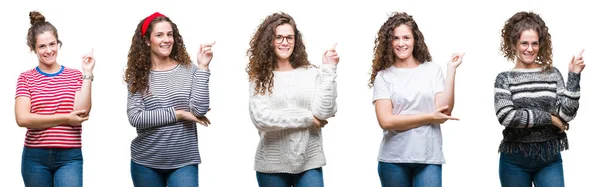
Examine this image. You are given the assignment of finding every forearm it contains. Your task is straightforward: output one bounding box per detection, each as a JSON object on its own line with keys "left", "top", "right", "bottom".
{"left": 436, "top": 67, "right": 456, "bottom": 114}
{"left": 190, "top": 70, "right": 210, "bottom": 117}
{"left": 74, "top": 79, "right": 92, "bottom": 115}
{"left": 16, "top": 113, "right": 69, "bottom": 129}
{"left": 312, "top": 64, "right": 337, "bottom": 119}
{"left": 558, "top": 72, "right": 581, "bottom": 121}
{"left": 127, "top": 107, "right": 178, "bottom": 129}
{"left": 377, "top": 113, "right": 433, "bottom": 131}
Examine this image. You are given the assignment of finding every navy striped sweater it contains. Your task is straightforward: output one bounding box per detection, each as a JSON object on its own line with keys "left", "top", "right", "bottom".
{"left": 127, "top": 64, "right": 210, "bottom": 169}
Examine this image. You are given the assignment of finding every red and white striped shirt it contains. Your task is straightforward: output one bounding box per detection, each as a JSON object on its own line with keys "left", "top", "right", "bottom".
{"left": 15, "top": 66, "right": 83, "bottom": 148}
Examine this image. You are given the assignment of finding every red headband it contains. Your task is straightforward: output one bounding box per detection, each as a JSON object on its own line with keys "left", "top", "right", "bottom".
{"left": 141, "top": 12, "right": 165, "bottom": 37}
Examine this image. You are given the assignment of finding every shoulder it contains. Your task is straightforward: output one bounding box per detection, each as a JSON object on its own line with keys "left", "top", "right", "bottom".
{"left": 61, "top": 67, "right": 83, "bottom": 79}
{"left": 422, "top": 61, "right": 442, "bottom": 72}
{"left": 18, "top": 68, "right": 37, "bottom": 78}
{"left": 62, "top": 67, "right": 82, "bottom": 74}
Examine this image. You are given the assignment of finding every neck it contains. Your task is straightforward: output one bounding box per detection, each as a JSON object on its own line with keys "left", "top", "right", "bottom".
{"left": 275, "top": 59, "right": 294, "bottom": 71}
{"left": 514, "top": 60, "right": 541, "bottom": 69}
{"left": 393, "top": 56, "right": 420, "bottom": 68}
{"left": 37, "top": 62, "right": 61, "bottom": 74}
{"left": 151, "top": 55, "right": 177, "bottom": 71}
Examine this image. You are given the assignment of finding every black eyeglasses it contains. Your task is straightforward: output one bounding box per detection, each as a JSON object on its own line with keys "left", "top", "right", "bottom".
{"left": 274, "top": 35, "right": 295, "bottom": 44}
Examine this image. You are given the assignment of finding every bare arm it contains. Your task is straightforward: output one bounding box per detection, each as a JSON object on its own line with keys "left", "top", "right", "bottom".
{"left": 375, "top": 99, "right": 456, "bottom": 131}
{"left": 435, "top": 53, "right": 463, "bottom": 115}
{"left": 15, "top": 97, "right": 87, "bottom": 129}
{"left": 73, "top": 49, "right": 95, "bottom": 116}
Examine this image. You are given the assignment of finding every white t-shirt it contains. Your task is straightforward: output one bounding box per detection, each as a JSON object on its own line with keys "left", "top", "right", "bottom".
{"left": 372, "top": 61, "right": 445, "bottom": 164}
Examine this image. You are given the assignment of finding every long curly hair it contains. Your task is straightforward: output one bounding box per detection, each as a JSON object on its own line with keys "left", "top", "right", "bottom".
{"left": 125, "top": 16, "right": 192, "bottom": 94}
{"left": 501, "top": 11, "right": 553, "bottom": 70}
{"left": 27, "top": 11, "right": 62, "bottom": 52}
{"left": 246, "top": 12, "right": 310, "bottom": 95}
{"left": 369, "top": 12, "right": 431, "bottom": 87}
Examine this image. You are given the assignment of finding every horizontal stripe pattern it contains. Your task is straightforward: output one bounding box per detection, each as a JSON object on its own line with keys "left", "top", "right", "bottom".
{"left": 127, "top": 64, "right": 210, "bottom": 169}
{"left": 15, "top": 66, "right": 83, "bottom": 148}
{"left": 494, "top": 67, "right": 580, "bottom": 128}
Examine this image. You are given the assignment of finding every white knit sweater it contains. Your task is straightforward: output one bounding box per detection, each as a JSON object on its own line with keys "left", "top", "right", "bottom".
{"left": 249, "top": 64, "right": 337, "bottom": 174}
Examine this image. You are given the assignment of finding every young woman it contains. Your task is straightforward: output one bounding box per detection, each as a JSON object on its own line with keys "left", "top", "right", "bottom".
{"left": 247, "top": 12, "right": 339, "bottom": 187}
{"left": 370, "top": 12, "right": 463, "bottom": 187}
{"left": 15, "top": 11, "right": 95, "bottom": 187}
{"left": 494, "top": 11, "right": 584, "bottom": 187}
{"left": 125, "top": 12, "right": 213, "bottom": 187}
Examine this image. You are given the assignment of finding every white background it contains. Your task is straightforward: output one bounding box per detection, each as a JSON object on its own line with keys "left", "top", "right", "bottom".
{"left": 1, "top": 0, "right": 598, "bottom": 186}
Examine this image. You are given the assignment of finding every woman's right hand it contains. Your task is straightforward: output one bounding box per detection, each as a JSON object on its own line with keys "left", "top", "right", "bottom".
{"left": 176, "top": 110, "right": 211, "bottom": 126}
{"left": 551, "top": 115, "right": 568, "bottom": 133}
{"left": 313, "top": 116, "right": 328, "bottom": 128}
{"left": 67, "top": 110, "right": 89, "bottom": 126}
{"left": 429, "top": 106, "right": 459, "bottom": 125}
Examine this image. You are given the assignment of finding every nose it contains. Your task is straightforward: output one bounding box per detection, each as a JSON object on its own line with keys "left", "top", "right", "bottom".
{"left": 526, "top": 44, "right": 534, "bottom": 52}
{"left": 44, "top": 47, "right": 53, "bottom": 54}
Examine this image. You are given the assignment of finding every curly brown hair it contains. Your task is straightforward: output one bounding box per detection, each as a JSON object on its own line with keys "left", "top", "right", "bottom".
{"left": 501, "top": 11, "right": 553, "bottom": 70}
{"left": 369, "top": 12, "right": 431, "bottom": 87}
{"left": 125, "top": 16, "right": 192, "bottom": 94}
{"left": 246, "top": 12, "right": 310, "bottom": 95}
{"left": 27, "top": 11, "right": 62, "bottom": 52}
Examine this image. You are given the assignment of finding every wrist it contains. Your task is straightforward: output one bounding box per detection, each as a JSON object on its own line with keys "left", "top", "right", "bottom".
{"left": 82, "top": 74, "right": 94, "bottom": 81}
{"left": 175, "top": 110, "right": 183, "bottom": 120}
{"left": 198, "top": 65, "right": 209, "bottom": 71}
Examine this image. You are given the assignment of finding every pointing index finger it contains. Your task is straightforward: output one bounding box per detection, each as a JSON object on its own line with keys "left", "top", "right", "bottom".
{"left": 330, "top": 42, "right": 337, "bottom": 51}
{"left": 577, "top": 49, "right": 585, "bottom": 57}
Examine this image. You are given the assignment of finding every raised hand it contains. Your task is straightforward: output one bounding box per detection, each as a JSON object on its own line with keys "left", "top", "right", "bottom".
{"left": 430, "top": 106, "right": 459, "bottom": 125}
{"left": 447, "top": 52, "right": 465, "bottom": 69}
{"left": 569, "top": 49, "right": 585, "bottom": 73}
{"left": 197, "top": 41, "right": 216, "bottom": 71}
{"left": 81, "top": 48, "right": 95, "bottom": 74}
{"left": 322, "top": 43, "right": 339, "bottom": 65}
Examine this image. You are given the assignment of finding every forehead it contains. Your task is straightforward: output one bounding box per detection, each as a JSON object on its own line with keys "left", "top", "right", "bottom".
{"left": 393, "top": 24, "right": 412, "bottom": 36}
{"left": 274, "top": 24, "right": 294, "bottom": 35}
{"left": 151, "top": 21, "right": 173, "bottom": 33}
{"left": 518, "top": 29, "right": 539, "bottom": 41}
{"left": 36, "top": 31, "right": 57, "bottom": 45}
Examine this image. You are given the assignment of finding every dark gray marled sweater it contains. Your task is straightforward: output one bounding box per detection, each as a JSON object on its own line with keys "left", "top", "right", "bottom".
{"left": 494, "top": 67, "right": 580, "bottom": 160}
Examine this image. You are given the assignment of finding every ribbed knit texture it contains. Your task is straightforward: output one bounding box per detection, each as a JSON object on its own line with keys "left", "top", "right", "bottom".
{"left": 249, "top": 64, "right": 337, "bottom": 174}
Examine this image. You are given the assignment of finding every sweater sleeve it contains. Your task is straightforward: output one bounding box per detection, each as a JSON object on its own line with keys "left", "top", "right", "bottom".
{"left": 311, "top": 64, "right": 338, "bottom": 120}
{"left": 127, "top": 90, "right": 178, "bottom": 129}
{"left": 248, "top": 81, "right": 314, "bottom": 132}
{"left": 189, "top": 65, "right": 210, "bottom": 117}
{"left": 494, "top": 72, "right": 553, "bottom": 128}
{"left": 553, "top": 68, "right": 580, "bottom": 122}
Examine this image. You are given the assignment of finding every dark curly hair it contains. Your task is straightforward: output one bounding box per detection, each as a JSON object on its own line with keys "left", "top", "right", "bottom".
{"left": 369, "top": 12, "right": 431, "bottom": 87}
{"left": 501, "top": 11, "right": 553, "bottom": 70}
{"left": 125, "top": 15, "right": 192, "bottom": 94}
{"left": 246, "top": 12, "right": 310, "bottom": 95}
{"left": 27, "top": 11, "right": 62, "bottom": 52}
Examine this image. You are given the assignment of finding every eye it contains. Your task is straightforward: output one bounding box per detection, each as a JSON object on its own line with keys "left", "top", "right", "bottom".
{"left": 275, "top": 35, "right": 283, "bottom": 39}
{"left": 167, "top": 33, "right": 173, "bottom": 37}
